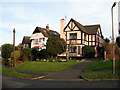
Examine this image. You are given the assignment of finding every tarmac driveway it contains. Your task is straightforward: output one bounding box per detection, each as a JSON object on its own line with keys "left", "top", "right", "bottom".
{"left": 44, "top": 61, "right": 93, "bottom": 79}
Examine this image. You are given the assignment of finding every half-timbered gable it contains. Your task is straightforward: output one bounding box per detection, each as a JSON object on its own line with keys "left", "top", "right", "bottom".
{"left": 60, "top": 18, "right": 103, "bottom": 58}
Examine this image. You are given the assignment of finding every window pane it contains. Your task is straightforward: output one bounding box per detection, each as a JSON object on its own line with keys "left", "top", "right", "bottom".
{"left": 70, "top": 33, "right": 77, "bottom": 39}
{"left": 82, "top": 33, "right": 84, "bottom": 40}
{"left": 69, "top": 46, "right": 77, "bottom": 53}
{"left": 39, "top": 38, "right": 41, "bottom": 43}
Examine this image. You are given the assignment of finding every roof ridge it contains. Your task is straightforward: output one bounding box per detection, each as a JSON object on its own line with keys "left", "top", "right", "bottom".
{"left": 84, "top": 24, "right": 100, "bottom": 27}
{"left": 24, "top": 36, "right": 30, "bottom": 37}
{"left": 37, "top": 26, "right": 46, "bottom": 30}
{"left": 37, "top": 26, "right": 57, "bottom": 32}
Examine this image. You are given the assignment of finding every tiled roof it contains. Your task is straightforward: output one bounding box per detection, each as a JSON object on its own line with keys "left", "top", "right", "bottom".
{"left": 71, "top": 18, "right": 100, "bottom": 35}
{"left": 84, "top": 24, "right": 100, "bottom": 34}
{"left": 33, "top": 27, "right": 59, "bottom": 37}
{"left": 22, "top": 36, "right": 31, "bottom": 44}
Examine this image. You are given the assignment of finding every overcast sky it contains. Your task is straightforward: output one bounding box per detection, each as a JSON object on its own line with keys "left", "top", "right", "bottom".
{"left": 0, "top": 0, "right": 119, "bottom": 46}
{"left": 118, "top": 1, "right": 120, "bottom": 22}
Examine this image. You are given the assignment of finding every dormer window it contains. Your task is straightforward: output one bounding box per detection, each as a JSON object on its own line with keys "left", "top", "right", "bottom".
{"left": 36, "top": 33, "right": 38, "bottom": 36}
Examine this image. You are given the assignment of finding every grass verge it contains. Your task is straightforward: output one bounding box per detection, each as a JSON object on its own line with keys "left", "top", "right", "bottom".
{"left": 2, "top": 66, "right": 40, "bottom": 79}
{"left": 82, "top": 72, "right": 120, "bottom": 79}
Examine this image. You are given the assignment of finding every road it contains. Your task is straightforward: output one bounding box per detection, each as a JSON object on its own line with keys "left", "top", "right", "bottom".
{"left": 2, "top": 75, "right": 120, "bottom": 88}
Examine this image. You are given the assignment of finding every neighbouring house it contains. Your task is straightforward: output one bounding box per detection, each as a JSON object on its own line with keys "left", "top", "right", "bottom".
{"left": 59, "top": 18, "right": 103, "bottom": 58}
{"left": 22, "top": 36, "right": 31, "bottom": 49}
{"left": 17, "top": 43, "right": 23, "bottom": 50}
{"left": 30, "top": 24, "right": 59, "bottom": 51}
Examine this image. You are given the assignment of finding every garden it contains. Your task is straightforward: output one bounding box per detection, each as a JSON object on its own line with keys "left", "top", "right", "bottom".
{"left": 1, "top": 36, "right": 82, "bottom": 78}
{"left": 1, "top": 36, "right": 120, "bottom": 80}
{"left": 82, "top": 60, "right": 120, "bottom": 80}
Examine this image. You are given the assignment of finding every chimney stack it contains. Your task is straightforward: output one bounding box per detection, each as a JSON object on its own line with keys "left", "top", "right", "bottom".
{"left": 46, "top": 24, "right": 49, "bottom": 30}
{"left": 60, "top": 19, "right": 66, "bottom": 40}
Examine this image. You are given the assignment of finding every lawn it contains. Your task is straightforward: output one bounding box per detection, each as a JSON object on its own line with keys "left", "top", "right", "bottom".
{"left": 2, "top": 66, "right": 32, "bottom": 78}
{"left": 82, "top": 60, "right": 120, "bottom": 79}
{"left": 82, "top": 72, "right": 120, "bottom": 79}
{"left": 84, "top": 60, "right": 120, "bottom": 72}
{"left": 15, "top": 60, "right": 80, "bottom": 72}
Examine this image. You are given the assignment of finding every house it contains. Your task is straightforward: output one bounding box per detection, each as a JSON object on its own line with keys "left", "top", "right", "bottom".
{"left": 22, "top": 36, "right": 31, "bottom": 49}
{"left": 59, "top": 18, "right": 103, "bottom": 58}
{"left": 30, "top": 24, "right": 59, "bottom": 51}
{"left": 17, "top": 43, "right": 23, "bottom": 50}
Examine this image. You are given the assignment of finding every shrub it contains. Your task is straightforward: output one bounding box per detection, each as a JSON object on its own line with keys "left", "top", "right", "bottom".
{"left": 15, "top": 46, "right": 21, "bottom": 51}
{"left": 31, "top": 48, "right": 39, "bottom": 61}
{"left": 38, "top": 49, "right": 50, "bottom": 59}
{"left": 1, "top": 44, "right": 13, "bottom": 66}
{"left": 83, "top": 46, "right": 95, "bottom": 58}
{"left": 22, "top": 47, "right": 31, "bottom": 61}
{"left": 11, "top": 50, "right": 22, "bottom": 61}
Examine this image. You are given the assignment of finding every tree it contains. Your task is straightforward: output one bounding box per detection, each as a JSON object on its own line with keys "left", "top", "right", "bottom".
{"left": 83, "top": 46, "right": 95, "bottom": 58}
{"left": 116, "top": 36, "right": 120, "bottom": 48}
{"left": 22, "top": 47, "right": 31, "bottom": 61}
{"left": 1, "top": 44, "right": 13, "bottom": 66}
{"left": 46, "top": 36, "right": 66, "bottom": 57}
{"left": 1, "top": 44, "right": 13, "bottom": 59}
{"left": 103, "top": 41, "right": 119, "bottom": 60}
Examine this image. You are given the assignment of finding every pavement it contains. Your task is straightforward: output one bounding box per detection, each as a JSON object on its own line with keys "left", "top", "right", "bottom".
{"left": 2, "top": 75, "right": 120, "bottom": 88}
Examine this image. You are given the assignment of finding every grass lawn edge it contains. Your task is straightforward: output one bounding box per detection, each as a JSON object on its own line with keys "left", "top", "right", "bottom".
{"left": 81, "top": 72, "right": 120, "bottom": 81}
{"left": 2, "top": 66, "right": 45, "bottom": 80}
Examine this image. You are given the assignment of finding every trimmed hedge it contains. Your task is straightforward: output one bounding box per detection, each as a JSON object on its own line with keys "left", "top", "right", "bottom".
{"left": 83, "top": 46, "right": 95, "bottom": 58}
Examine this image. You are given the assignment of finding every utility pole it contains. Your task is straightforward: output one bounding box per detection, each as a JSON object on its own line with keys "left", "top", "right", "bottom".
{"left": 13, "top": 28, "right": 15, "bottom": 67}
{"left": 111, "top": 2, "right": 116, "bottom": 74}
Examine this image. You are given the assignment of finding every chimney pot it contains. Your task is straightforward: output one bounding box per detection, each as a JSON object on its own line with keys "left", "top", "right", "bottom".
{"left": 46, "top": 24, "right": 49, "bottom": 30}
